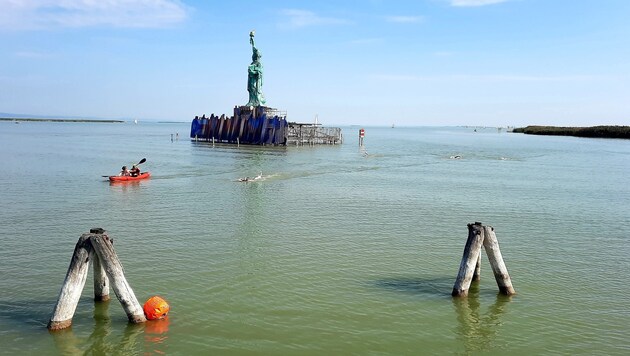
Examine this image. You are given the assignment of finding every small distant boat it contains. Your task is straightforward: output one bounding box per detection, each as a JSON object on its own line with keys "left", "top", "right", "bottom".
{"left": 391, "top": 123, "right": 395, "bottom": 128}
{"left": 109, "top": 172, "right": 151, "bottom": 182}
{"left": 134, "top": 119, "right": 138, "bottom": 124}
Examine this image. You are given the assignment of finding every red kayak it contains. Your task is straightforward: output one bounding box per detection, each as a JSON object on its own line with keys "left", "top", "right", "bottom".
{"left": 109, "top": 172, "right": 151, "bottom": 182}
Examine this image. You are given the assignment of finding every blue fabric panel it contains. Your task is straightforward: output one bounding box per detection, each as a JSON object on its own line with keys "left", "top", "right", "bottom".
{"left": 191, "top": 109, "right": 288, "bottom": 145}
{"left": 190, "top": 118, "right": 200, "bottom": 137}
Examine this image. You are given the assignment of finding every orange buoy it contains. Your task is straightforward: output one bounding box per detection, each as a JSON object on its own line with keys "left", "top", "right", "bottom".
{"left": 143, "top": 296, "right": 170, "bottom": 320}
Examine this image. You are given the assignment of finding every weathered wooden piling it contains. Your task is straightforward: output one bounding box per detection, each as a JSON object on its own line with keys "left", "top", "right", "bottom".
{"left": 473, "top": 254, "right": 481, "bottom": 282}
{"left": 482, "top": 225, "right": 516, "bottom": 295}
{"left": 48, "top": 229, "right": 146, "bottom": 330}
{"left": 452, "top": 222, "right": 515, "bottom": 297}
{"left": 48, "top": 234, "right": 93, "bottom": 330}
{"left": 91, "top": 227, "right": 110, "bottom": 302}
{"left": 92, "top": 251, "right": 110, "bottom": 302}
{"left": 452, "top": 223, "right": 485, "bottom": 297}
{"left": 90, "top": 234, "right": 146, "bottom": 323}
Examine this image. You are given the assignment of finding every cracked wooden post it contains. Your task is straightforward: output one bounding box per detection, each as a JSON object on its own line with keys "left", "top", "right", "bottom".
{"left": 90, "top": 233, "right": 146, "bottom": 324}
{"left": 482, "top": 225, "right": 516, "bottom": 296}
{"left": 452, "top": 222, "right": 485, "bottom": 297}
{"left": 48, "top": 233, "right": 93, "bottom": 330}
{"left": 92, "top": 227, "right": 110, "bottom": 302}
{"left": 472, "top": 254, "right": 481, "bottom": 282}
{"left": 93, "top": 253, "right": 110, "bottom": 301}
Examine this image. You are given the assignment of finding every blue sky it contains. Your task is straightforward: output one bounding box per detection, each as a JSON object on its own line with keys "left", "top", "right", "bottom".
{"left": 1, "top": 0, "right": 629, "bottom": 127}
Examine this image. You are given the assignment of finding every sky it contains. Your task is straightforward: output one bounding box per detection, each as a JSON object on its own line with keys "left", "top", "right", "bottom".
{"left": 1, "top": 0, "right": 629, "bottom": 127}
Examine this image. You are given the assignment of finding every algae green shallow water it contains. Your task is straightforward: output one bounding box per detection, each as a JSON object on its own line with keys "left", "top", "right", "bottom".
{"left": 1, "top": 122, "right": 629, "bottom": 355}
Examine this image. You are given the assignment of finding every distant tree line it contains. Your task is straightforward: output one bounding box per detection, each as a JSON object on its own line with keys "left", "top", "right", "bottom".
{"left": 512, "top": 125, "right": 630, "bottom": 139}
{"left": 1, "top": 117, "right": 124, "bottom": 123}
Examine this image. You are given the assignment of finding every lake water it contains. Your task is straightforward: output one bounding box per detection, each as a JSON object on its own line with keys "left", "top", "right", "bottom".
{"left": 1, "top": 121, "right": 629, "bottom": 355}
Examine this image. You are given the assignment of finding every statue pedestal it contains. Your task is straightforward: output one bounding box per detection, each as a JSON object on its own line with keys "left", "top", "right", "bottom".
{"left": 235, "top": 105, "right": 283, "bottom": 119}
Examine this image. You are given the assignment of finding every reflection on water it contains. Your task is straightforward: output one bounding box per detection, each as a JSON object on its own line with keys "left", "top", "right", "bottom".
{"left": 452, "top": 282, "right": 512, "bottom": 354}
{"left": 50, "top": 327, "right": 82, "bottom": 355}
{"left": 374, "top": 276, "right": 511, "bottom": 353}
{"left": 108, "top": 181, "right": 146, "bottom": 190}
{"left": 50, "top": 300, "right": 169, "bottom": 355}
{"left": 374, "top": 276, "right": 454, "bottom": 299}
{"left": 144, "top": 318, "right": 170, "bottom": 354}
{"left": 85, "top": 301, "right": 112, "bottom": 354}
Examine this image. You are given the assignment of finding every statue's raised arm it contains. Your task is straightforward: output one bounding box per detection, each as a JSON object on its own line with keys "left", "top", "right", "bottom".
{"left": 249, "top": 30, "right": 255, "bottom": 48}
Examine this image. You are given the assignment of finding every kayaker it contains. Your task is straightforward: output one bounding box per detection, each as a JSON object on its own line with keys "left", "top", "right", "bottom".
{"left": 119, "top": 166, "right": 130, "bottom": 176}
{"left": 129, "top": 165, "right": 140, "bottom": 177}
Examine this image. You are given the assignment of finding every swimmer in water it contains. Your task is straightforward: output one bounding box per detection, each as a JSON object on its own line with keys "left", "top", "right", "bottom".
{"left": 239, "top": 171, "right": 263, "bottom": 182}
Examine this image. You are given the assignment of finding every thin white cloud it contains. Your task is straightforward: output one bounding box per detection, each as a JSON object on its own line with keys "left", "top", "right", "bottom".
{"left": 385, "top": 16, "right": 424, "bottom": 23}
{"left": 278, "top": 9, "right": 350, "bottom": 29}
{"left": 450, "top": 0, "right": 509, "bottom": 7}
{"left": 0, "top": 0, "right": 189, "bottom": 30}
{"left": 433, "top": 51, "right": 456, "bottom": 57}
{"left": 349, "top": 38, "right": 383, "bottom": 45}
{"left": 14, "top": 50, "right": 54, "bottom": 58}
{"left": 373, "top": 74, "right": 604, "bottom": 82}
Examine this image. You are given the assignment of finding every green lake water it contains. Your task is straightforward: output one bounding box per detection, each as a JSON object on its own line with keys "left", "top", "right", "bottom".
{"left": 0, "top": 121, "right": 629, "bottom": 355}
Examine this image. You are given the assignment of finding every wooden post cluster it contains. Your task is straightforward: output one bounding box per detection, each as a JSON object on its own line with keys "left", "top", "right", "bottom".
{"left": 452, "top": 222, "right": 516, "bottom": 297}
{"left": 48, "top": 228, "right": 146, "bottom": 330}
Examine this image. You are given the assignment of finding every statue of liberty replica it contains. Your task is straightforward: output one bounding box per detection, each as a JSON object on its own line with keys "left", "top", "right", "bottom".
{"left": 189, "top": 31, "right": 342, "bottom": 145}
{"left": 247, "top": 31, "right": 266, "bottom": 107}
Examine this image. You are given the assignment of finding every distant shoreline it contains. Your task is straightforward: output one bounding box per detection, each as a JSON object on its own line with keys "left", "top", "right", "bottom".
{"left": 1, "top": 117, "right": 124, "bottom": 123}
{"left": 512, "top": 125, "right": 630, "bottom": 139}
